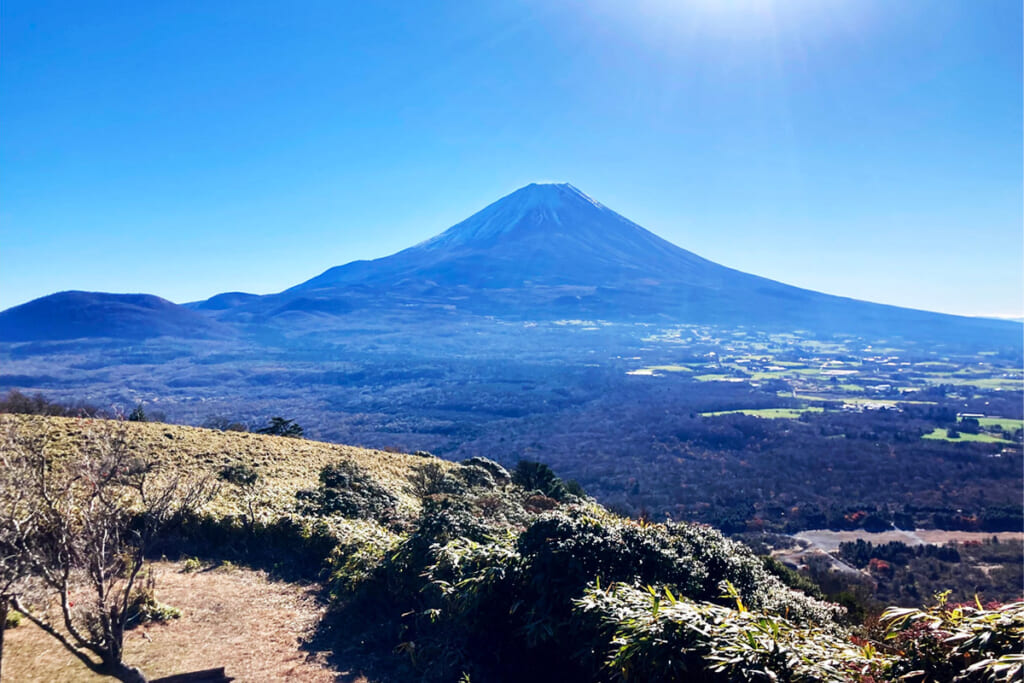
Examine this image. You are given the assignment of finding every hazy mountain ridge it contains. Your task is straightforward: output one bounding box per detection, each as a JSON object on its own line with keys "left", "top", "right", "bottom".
{"left": 1, "top": 183, "right": 1020, "bottom": 345}
{"left": 0, "top": 291, "right": 230, "bottom": 342}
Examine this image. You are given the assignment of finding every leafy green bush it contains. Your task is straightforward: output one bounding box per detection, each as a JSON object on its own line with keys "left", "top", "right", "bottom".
{"left": 878, "top": 594, "right": 1024, "bottom": 682}
{"left": 512, "top": 460, "right": 567, "bottom": 501}
{"left": 664, "top": 523, "right": 839, "bottom": 624}
{"left": 325, "top": 518, "right": 403, "bottom": 595}
{"left": 181, "top": 557, "right": 203, "bottom": 573}
{"left": 397, "top": 507, "right": 841, "bottom": 681}
{"left": 409, "top": 461, "right": 466, "bottom": 497}
{"left": 562, "top": 478, "right": 588, "bottom": 499}
{"left": 576, "top": 582, "right": 886, "bottom": 682}
{"left": 760, "top": 555, "right": 826, "bottom": 601}
{"left": 460, "top": 457, "right": 511, "bottom": 486}
{"left": 218, "top": 462, "right": 259, "bottom": 487}
{"left": 125, "top": 576, "right": 182, "bottom": 628}
{"left": 297, "top": 461, "right": 398, "bottom": 522}
{"left": 456, "top": 463, "right": 498, "bottom": 490}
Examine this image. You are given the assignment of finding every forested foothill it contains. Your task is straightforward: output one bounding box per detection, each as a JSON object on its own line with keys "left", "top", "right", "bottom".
{"left": 1, "top": 323, "right": 1021, "bottom": 614}
{"left": 837, "top": 537, "right": 1023, "bottom": 607}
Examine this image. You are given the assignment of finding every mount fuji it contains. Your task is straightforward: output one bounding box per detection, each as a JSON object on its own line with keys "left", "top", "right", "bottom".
{"left": 1, "top": 183, "right": 1019, "bottom": 346}
{"left": 191, "top": 182, "right": 1017, "bottom": 345}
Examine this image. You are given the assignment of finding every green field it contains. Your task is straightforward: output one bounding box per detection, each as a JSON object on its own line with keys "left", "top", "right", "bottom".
{"left": 692, "top": 373, "right": 749, "bottom": 382}
{"left": 702, "top": 407, "right": 824, "bottom": 419}
{"left": 627, "top": 364, "right": 697, "bottom": 376}
{"left": 920, "top": 374, "right": 1023, "bottom": 390}
{"left": 792, "top": 393, "right": 937, "bottom": 407}
{"left": 746, "top": 371, "right": 787, "bottom": 380}
{"left": 975, "top": 417, "right": 1024, "bottom": 431}
{"left": 922, "top": 428, "right": 1012, "bottom": 444}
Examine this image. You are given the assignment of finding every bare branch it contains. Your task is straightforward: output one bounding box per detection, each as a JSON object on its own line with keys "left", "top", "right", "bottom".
{"left": 1, "top": 416, "right": 217, "bottom": 679}
{"left": 11, "top": 595, "right": 104, "bottom": 674}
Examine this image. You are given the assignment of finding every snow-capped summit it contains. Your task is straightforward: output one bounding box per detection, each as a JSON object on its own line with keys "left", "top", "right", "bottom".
{"left": 184, "top": 183, "right": 1022, "bottom": 342}
{"left": 292, "top": 182, "right": 720, "bottom": 292}
{"left": 418, "top": 183, "right": 608, "bottom": 249}
{"left": 5, "top": 184, "right": 1019, "bottom": 345}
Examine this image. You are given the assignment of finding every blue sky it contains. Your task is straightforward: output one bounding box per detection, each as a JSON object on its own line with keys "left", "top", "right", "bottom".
{"left": 2, "top": 0, "right": 1021, "bottom": 317}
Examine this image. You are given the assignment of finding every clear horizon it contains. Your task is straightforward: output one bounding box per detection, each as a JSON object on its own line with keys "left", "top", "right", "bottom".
{"left": 2, "top": 0, "right": 1021, "bottom": 318}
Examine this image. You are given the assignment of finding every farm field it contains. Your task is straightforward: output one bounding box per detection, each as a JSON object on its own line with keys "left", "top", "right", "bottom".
{"left": 922, "top": 428, "right": 1013, "bottom": 444}
{"left": 702, "top": 407, "right": 824, "bottom": 419}
{"left": 977, "top": 416, "right": 1024, "bottom": 431}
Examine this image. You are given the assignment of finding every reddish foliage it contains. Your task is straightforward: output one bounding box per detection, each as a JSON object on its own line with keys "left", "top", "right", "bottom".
{"left": 868, "top": 558, "right": 892, "bottom": 574}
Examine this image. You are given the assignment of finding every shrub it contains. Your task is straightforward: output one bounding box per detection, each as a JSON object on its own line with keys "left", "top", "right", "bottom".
{"left": 218, "top": 462, "right": 259, "bottom": 487}
{"left": 181, "top": 557, "right": 203, "bottom": 573}
{"left": 0, "top": 389, "right": 102, "bottom": 417}
{"left": 410, "top": 461, "right": 466, "bottom": 497}
{"left": 257, "top": 417, "right": 303, "bottom": 438}
{"left": 562, "top": 479, "right": 588, "bottom": 499}
{"left": 402, "top": 507, "right": 841, "bottom": 681}
{"left": 460, "top": 457, "right": 511, "bottom": 485}
{"left": 512, "top": 460, "right": 567, "bottom": 501}
{"left": 125, "top": 573, "right": 181, "bottom": 628}
{"left": 523, "top": 493, "right": 559, "bottom": 513}
{"left": 760, "top": 555, "right": 825, "bottom": 600}
{"left": 457, "top": 464, "right": 497, "bottom": 490}
{"left": 325, "top": 519, "right": 403, "bottom": 595}
{"left": 878, "top": 594, "right": 1024, "bottom": 682}
{"left": 298, "top": 461, "right": 398, "bottom": 522}
{"left": 125, "top": 590, "right": 181, "bottom": 627}
{"left": 664, "top": 522, "right": 839, "bottom": 624}
{"left": 576, "top": 582, "right": 886, "bottom": 682}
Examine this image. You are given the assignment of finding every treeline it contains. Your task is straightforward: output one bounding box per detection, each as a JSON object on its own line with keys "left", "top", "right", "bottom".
{"left": 0, "top": 389, "right": 306, "bottom": 440}
{"left": 831, "top": 538, "right": 1024, "bottom": 607}
{"left": 455, "top": 378, "right": 1023, "bottom": 534}
{"left": 840, "top": 539, "right": 961, "bottom": 567}
{"left": 0, "top": 389, "right": 105, "bottom": 417}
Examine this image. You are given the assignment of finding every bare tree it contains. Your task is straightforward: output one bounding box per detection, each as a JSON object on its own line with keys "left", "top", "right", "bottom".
{"left": 0, "top": 423, "right": 41, "bottom": 681}
{"left": 2, "top": 417, "right": 217, "bottom": 682}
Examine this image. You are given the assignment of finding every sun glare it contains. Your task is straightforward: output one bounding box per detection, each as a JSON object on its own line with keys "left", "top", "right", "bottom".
{"left": 587, "top": 0, "right": 865, "bottom": 43}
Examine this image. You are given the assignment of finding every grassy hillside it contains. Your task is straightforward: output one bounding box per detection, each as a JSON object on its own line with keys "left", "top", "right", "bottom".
{"left": 1, "top": 413, "right": 433, "bottom": 517}
{"left": 3, "top": 415, "right": 1021, "bottom": 682}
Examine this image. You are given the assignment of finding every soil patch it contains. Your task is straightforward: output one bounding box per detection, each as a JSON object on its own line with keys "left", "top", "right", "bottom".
{"left": 5, "top": 561, "right": 339, "bottom": 682}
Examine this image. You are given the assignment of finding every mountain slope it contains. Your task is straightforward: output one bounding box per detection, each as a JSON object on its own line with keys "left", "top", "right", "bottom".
{"left": 212, "top": 182, "right": 1018, "bottom": 344}
{"left": 2, "top": 184, "right": 1019, "bottom": 346}
{"left": 0, "top": 291, "right": 229, "bottom": 342}
{"left": 291, "top": 183, "right": 726, "bottom": 291}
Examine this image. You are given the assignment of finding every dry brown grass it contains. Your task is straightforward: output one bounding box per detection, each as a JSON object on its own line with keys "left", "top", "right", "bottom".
{"left": 0, "top": 414, "right": 447, "bottom": 682}
{"left": 0, "top": 413, "right": 454, "bottom": 520}
{"left": 5, "top": 561, "right": 341, "bottom": 682}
